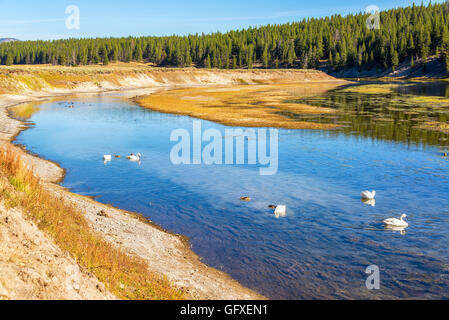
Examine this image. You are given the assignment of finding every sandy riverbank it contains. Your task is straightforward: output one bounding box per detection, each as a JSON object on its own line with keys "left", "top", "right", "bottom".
{"left": 0, "top": 67, "right": 346, "bottom": 300}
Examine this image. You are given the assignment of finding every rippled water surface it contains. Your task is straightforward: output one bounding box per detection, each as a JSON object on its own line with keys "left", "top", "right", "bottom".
{"left": 13, "top": 83, "right": 449, "bottom": 299}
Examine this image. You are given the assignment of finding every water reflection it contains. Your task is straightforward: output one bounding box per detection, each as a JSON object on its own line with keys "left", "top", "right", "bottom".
{"left": 384, "top": 225, "right": 407, "bottom": 235}
{"left": 10, "top": 101, "right": 42, "bottom": 120}
{"left": 287, "top": 81, "right": 449, "bottom": 147}
{"left": 396, "top": 81, "right": 449, "bottom": 97}
{"left": 361, "top": 198, "right": 376, "bottom": 207}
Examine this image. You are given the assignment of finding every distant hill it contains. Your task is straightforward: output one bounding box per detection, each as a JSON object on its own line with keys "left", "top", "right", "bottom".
{"left": 0, "top": 38, "right": 19, "bottom": 43}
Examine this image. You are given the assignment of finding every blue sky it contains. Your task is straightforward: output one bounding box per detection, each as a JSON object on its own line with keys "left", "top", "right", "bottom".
{"left": 0, "top": 0, "right": 444, "bottom": 40}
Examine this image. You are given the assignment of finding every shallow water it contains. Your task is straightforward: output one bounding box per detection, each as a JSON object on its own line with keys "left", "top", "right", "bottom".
{"left": 13, "top": 85, "right": 449, "bottom": 299}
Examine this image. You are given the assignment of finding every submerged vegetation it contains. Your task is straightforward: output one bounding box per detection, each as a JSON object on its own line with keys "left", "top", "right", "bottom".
{"left": 0, "top": 146, "right": 184, "bottom": 300}
{"left": 0, "top": 3, "right": 448, "bottom": 74}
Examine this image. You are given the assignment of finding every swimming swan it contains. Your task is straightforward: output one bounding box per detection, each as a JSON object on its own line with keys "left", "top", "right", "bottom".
{"left": 127, "top": 153, "right": 141, "bottom": 161}
{"left": 383, "top": 214, "right": 408, "bottom": 228}
{"left": 274, "top": 205, "right": 286, "bottom": 218}
{"left": 361, "top": 190, "right": 376, "bottom": 200}
{"left": 103, "top": 155, "right": 112, "bottom": 162}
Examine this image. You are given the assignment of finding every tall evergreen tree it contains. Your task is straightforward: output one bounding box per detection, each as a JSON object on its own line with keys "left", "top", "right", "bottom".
{"left": 0, "top": 2, "right": 446, "bottom": 72}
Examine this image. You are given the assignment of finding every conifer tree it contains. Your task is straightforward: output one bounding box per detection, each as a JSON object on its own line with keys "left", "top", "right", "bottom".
{"left": 205, "top": 55, "right": 211, "bottom": 68}
{"left": 5, "top": 52, "right": 13, "bottom": 66}
{"left": 102, "top": 49, "right": 109, "bottom": 65}
{"left": 0, "top": 2, "right": 446, "bottom": 72}
{"left": 390, "top": 47, "right": 399, "bottom": 71}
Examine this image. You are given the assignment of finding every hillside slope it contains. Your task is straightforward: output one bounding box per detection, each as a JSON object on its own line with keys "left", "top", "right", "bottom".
{"left": 0, "top": 202, "right": 115, "bottom": 300}
{"left": 0, "top": 65, "right": 342, "bottom": 96}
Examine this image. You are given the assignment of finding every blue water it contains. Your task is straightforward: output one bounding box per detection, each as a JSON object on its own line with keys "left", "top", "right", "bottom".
{"left": 14, "top": 94, "right": 449, "bottom": 299}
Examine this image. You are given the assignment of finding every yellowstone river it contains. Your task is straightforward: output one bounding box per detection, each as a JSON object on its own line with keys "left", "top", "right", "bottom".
{"left": 13, "top": 81, "right": 449, "bottom": 299}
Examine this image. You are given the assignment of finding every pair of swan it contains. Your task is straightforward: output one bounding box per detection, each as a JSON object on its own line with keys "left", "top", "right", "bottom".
{"left": 361, "top": 189, "right": 409, "bottom": 230}
{"left": 103, "top": 153, "right": 141, "bottom": 162}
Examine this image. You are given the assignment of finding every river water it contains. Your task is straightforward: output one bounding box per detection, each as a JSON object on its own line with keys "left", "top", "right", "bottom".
{"left": 13, "top": 82, "right": 449, "bottom": 299}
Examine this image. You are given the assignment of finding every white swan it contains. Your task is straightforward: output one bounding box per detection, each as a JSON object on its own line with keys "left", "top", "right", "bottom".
{"left": 274, "top": 205, "right": 286, "bottom": 218}
{"left": 103, "top": 155, "right": 112, "bottom": 162}
{"left": 383, "top": 214, "right": 408, "bottom": 228}
{"left": 127, "top": 153, "right": 141, "bottom": 161}
{"left": 361, "top": 190, "right": 376, "bottom": 200}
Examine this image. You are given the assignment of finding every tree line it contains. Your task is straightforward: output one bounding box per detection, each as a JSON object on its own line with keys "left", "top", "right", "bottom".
{"left": 1, "top": 2, "right": 449, "bottom": 73}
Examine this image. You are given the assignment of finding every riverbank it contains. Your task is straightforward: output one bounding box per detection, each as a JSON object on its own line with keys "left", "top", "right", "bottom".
{"left": 0, "top": 66, "right": 351, "bottom": 299}
{"left": 0, "top": 96, "right": 268, "bottom": 300}
{"left": 0, "top": 66, "right": 348, "bottom": 300}
{"left": 0, "top": 63, "right": 343, "bottom": 96}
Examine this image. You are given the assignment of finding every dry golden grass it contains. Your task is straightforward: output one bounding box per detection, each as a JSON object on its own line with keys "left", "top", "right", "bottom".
{"left": 138, "top": 84, "right": 341, "bottom": 130}
{"left": 0, "top": 146, "right": 184, "bottom": 300}
{"left": 0, "top": 62, "right": 156, "bottom": 74}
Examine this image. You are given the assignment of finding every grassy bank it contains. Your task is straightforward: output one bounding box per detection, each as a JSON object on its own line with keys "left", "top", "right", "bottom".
{"left": 137, "top": 83, "right": 344, "bottom": 130}
{"left": 0, "top": 146, "right": 184, "bottom": 300}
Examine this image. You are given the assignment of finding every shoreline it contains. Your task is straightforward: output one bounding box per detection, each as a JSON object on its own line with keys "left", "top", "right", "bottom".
{"left": 0, "top": 67, "right": 347, "bottom": 299}
{"left": 0, "top": 89, "right": 268, "bottom": 300}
